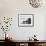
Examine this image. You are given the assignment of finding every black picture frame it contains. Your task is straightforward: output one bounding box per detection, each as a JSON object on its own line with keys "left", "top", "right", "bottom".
{"left": 18, "top": 14, "right": 34, "bottom": 27}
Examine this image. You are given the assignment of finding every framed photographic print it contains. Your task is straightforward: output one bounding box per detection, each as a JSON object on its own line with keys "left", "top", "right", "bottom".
{"left": 18, "top": 14, "right": 34, "bottom": 27}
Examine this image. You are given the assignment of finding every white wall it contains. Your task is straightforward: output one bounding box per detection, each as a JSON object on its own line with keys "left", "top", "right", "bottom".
{"left": 0, "top": 0, "right": 46, "bottom": 40}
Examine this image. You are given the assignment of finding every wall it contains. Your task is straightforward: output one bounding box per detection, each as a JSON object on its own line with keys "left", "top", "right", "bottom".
{"left": 0, "top": 0, "right": 46, "bottom": 40}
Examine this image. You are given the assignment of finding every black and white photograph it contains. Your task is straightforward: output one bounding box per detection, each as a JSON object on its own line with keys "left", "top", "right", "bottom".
{"left": 18, "top": 14, "right": 34, "bottom": 27}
